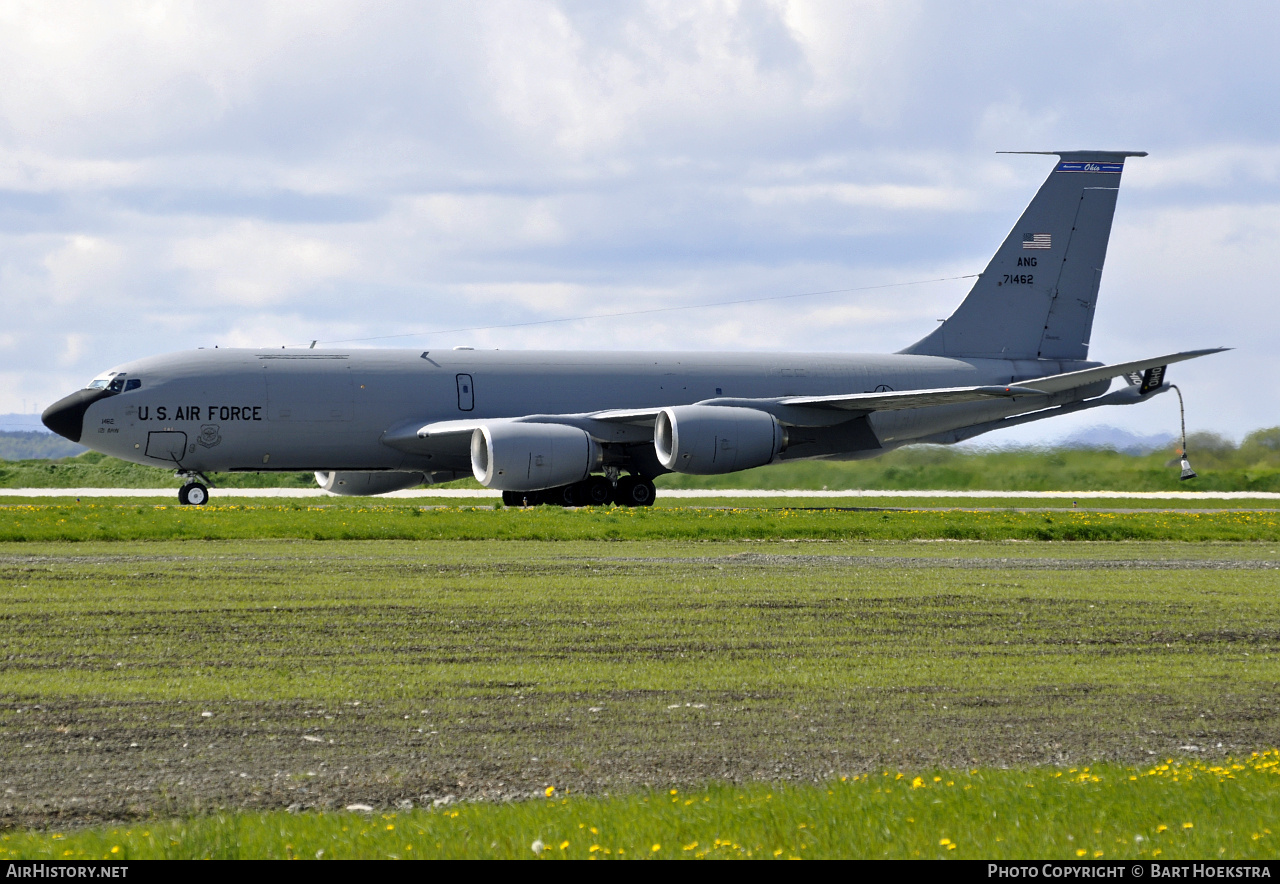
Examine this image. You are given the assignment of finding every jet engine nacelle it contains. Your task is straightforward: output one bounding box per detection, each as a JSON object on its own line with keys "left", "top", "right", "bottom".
{"left": 471, "top": 422, "right": 602, "bottom": 491}
{"left": 654, "top": 405, "right": 786, "bottom": 475}
{"left": 315, "top": 470, "right": 426, "bottom": 496}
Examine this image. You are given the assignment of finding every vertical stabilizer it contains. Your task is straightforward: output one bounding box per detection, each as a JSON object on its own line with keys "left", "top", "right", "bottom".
{"left": 903, "top": 151, "right": 1145, "bottom": 360}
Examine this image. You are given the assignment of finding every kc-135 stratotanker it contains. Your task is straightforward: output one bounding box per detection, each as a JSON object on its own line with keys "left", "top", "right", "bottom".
{"left": 43, "top": 151, "right": 1225, "bottom": 506}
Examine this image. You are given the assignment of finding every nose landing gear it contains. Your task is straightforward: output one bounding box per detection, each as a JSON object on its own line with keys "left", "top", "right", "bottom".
{"left": 178, "top": 483, "right": 209, "bottom": 506}
{"left": 175, "top": 471, "right": 214, "bottom": 506}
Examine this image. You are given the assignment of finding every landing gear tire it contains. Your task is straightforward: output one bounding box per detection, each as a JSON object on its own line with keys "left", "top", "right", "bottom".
{"left": 614, "top": 475, "right": 655, "bottom": 507}
{"left": 179, "top": 483, "right": 209, "bottom": 506}
{"left": 582, "top": 475, "right": 614, "bottom": 507}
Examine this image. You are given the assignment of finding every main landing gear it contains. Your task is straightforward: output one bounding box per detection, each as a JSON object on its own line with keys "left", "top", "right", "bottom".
{"left": 176, "top": 472, "right": 213, "bottom": 506}
{"left": 501, "top": 474, "right": 656, "bottom": 508}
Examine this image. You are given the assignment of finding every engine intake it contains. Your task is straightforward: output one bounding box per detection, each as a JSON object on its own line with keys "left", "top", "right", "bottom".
{"left": 471, "top": 422, "right": 601, "bottom": 491}
{"left": 654, "top": 405, "right": 786, "bottom": 475}
{"left": 316, "top": 471, "right": 426, "bottom": 496}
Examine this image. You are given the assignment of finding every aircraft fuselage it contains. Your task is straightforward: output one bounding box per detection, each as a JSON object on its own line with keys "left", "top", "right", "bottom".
{"left": 63, "top": 347, "right": 1102, "bottom": 476}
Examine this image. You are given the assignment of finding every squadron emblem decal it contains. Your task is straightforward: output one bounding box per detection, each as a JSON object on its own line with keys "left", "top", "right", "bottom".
{"left": 197, "top": 424, "right": 223, "bottom": 448}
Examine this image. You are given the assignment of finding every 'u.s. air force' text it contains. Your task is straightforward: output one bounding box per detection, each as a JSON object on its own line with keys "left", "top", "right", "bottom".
{"left": 135, "top": 405, "right": 261, "bottom": 422}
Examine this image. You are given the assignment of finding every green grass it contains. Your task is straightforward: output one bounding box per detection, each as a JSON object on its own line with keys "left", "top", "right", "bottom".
{"left": 652, "top": 495, "right": 1280, "bottom": 510}
{"left": 656, "top": 428, "right": 1280, "bottom": 492}
{"left": 1, "top": 538, "right": 1278, "bottom": 822}
{"left": 0, "top": 500, "right": 1276, "bottom": 542}
{"left": 4, "top": 758, "right": 1278, "bottom": 859}
{"left": 2, "top": 530, "right": 1277, "bottom": 856}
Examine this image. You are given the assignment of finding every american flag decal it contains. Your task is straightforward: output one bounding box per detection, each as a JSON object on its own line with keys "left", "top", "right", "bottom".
{"left": 1022, "top": 233, "right": 1051, "bottom": 250}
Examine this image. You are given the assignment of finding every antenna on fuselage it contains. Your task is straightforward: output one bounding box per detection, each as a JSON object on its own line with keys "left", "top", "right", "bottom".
{"left": 310, "top": 341, "right": 317, "bottom": 349}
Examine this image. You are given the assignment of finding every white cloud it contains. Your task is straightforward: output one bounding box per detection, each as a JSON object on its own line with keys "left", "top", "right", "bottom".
{"left": 169, "top": 222, "right": 357, "bottom": 306}
{"left": 1126, "top": 144, "right": 1280, "bottom": 191}
{"left": 41, "top": 235, "right": 126, "bottom": 305}
{"left": 0, "top": 1, "right": 1276, "bottom": 445}
{"left": 745, "top": 181, "right": 972, "bottom": 210}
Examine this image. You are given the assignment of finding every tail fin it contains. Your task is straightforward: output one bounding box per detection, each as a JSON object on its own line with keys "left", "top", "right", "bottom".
{"left": 903, "top": 150, "right": 1146, "bottom": 360}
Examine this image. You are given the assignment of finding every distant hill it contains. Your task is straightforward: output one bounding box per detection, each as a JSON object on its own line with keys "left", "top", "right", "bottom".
{"left": 0, "top": 432, "right": 86, "bottom": 461}
{"left": 1057, "top": 426, "right": 1178, "bottom": 454}
{"left": 0, "top": 414, "right": 48, "bottom": 433}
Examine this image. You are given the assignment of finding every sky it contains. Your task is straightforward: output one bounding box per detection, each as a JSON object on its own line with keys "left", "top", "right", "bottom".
{"left": 2, "top": 0, "right": 1277, "bottom": 445}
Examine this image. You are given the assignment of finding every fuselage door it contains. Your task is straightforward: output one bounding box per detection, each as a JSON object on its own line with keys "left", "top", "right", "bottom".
{"left": 456, "top": 374, "right": 475, "bottom": 412}
{"left": 145, "top": 430, "right": 188, "bottom": 463}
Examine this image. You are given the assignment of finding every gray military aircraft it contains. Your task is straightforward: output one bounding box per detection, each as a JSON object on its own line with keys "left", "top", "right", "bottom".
{"left": 42, "top": 151, "right": 1224, "bottom": 506}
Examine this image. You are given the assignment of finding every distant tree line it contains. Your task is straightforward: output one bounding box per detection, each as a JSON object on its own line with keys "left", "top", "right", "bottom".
{"left": 0, "top": 432, "right": 85, "bottom": 461}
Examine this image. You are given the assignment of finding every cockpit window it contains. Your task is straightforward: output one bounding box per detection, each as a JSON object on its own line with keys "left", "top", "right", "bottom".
{"left": 85, "top": 372, "right": 138, "bottom": 393}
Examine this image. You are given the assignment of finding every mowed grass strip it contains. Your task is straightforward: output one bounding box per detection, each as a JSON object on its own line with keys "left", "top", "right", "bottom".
{"left": 0, "top": 502, "right": 1278, "bottom": 541}
{"left": 1, "top": 538, "right": 1278, "bottom": 830}
{"left": 4, "top": 756, "right": 1279, "bottom": 860}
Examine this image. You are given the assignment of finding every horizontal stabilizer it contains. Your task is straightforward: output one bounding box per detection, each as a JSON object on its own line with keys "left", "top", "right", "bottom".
{"left": 1011, "top": 348, "right": 1228, "bottom": 395}
{"left": 779, "top": 348, "right": 1226, "bottom": 414}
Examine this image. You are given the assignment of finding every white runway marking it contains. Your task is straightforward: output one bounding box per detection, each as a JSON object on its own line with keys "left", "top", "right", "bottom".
{"left": 1, "top": 488, "right": 1277, "bottom": 500}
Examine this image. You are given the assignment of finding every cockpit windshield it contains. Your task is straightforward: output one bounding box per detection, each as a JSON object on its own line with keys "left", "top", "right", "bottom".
{"left": 85, "top": 374, "right": 141, "bottom": 393}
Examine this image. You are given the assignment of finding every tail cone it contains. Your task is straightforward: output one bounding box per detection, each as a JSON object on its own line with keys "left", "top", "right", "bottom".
{"left": 1179, "top": 457, "right": 1197, "bottom": 481}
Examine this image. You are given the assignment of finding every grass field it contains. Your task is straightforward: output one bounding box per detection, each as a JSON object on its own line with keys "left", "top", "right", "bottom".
{"left": 0, "top": 500, "right": 1278, "bottom": 542}
{"left": 0, "top": 531, "right": 1278, "bottom": 842}
{"left": 4, "top": 756, "right": 1278, "bottom": 859}
{"left": 0, "top": 495, "right": 1277, "bottom": 858}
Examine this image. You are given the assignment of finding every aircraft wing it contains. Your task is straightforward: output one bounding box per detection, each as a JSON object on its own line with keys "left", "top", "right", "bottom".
{"left": 392, "top": 411, "right": 662, "bottom": 451}
{"left": 397, "top": 348, "right": 1227, "bottom": 447}
{"left": 773, "top": 384, "right": 1042, "bottom": 413}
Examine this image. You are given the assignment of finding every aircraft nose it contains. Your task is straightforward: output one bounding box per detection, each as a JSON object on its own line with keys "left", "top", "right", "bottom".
{"left": 42, "top": 389, "right": 110, "bottom": 443}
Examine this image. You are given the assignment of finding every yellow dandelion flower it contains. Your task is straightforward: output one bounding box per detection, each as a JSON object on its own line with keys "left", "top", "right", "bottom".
{"left": 545, "top": 786, "right": 555, "bottom": 797}
{"left": 651, "top": 843, "right": 661, "bottom": 852}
